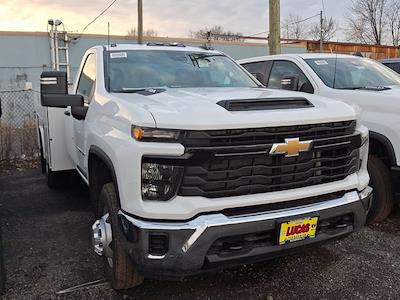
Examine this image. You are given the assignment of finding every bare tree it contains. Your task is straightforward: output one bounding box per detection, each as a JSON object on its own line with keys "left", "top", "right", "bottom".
{"left": 283, "top": 14, "right": 308, "bottom": 40}
{"left": 127, "top": 28, "right": 158, "bottom": 37}
{"left": 388, "top": 0, "right": 400, "bottom": 46}
{"left": 345, "top": 0, "right": 388, "bottom": 45}
{"left": 190, "top": 25, "right": 243, "bottom": 41}
{"left": 310, "top": 17, "right": 337, "bottom": 42}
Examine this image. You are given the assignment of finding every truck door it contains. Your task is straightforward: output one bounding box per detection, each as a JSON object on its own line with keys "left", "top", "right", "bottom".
{"left": 71, "top": 53, "right": 96, "bottom": 173}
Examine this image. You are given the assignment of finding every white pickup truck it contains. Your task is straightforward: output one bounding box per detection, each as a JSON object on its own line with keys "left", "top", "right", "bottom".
{"left": 239, "top": 54, "right": 399, "bottom": 224}
{"left": 37, "top": 44, "right": 372, "bottom": 289}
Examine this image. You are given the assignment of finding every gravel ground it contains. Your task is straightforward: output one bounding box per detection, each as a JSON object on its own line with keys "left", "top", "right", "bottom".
{"left": 1, "top": 169, "right": 400, "bottom": 300}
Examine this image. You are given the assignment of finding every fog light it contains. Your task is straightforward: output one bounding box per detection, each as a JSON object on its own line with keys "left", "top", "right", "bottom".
{"left": 142, "top": 163, "right": 183, "bottom": 201}
{"left": 149, "top": 233, "right": 169, "bottom": 257}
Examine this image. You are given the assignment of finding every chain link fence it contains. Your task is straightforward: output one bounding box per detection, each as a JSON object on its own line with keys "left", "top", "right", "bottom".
{"left": 0, "top": 90, "right": 39, "bottom": 167}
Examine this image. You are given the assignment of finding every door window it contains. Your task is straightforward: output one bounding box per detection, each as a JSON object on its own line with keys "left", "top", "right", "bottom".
{"left": 241, "top": 61, "right": 268, "bottom": 85}
{"left": 77, "top": 54, "right": 96, "bottom": 103}
{"left": 242, "top": 62, "right": 268, "bottom": 75}
{"left": 267, "top": 60, "right": 314, "bottom": 93}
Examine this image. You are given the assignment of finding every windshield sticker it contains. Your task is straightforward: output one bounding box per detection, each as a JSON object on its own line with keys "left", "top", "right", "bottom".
{"left": 110, "top": 52, "right": 127, "bottom": 59}
{"left": 314, "top": 60, "right": 329, "bottom": 66}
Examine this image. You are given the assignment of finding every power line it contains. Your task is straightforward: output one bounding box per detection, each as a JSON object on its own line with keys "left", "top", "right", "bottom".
{"left": 286, "top": 13, "right": 320, "bottom": 27}
{"left": 81, "top": 0, "right": 117, "bottom": 33}
{"left": 247, "top": 13, "right": 320, "bottom": 37}
{"left": 248, "top": 30, "right": 269, "bottom": 37}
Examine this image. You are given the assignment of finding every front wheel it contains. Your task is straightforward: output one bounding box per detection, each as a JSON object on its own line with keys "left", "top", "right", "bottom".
{"left": 96, "top": 183, "right": 143, "bottom": 290}
{"left": 367, "top": 155, "right": 395, "bottom": 224}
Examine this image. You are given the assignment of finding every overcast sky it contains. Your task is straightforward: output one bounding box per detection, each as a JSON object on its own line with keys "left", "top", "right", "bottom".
{"left": 0, "top": 0, "right": 352, "bottom": 39}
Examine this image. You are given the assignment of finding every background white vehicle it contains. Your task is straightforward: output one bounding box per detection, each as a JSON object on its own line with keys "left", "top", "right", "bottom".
{"left": 379, "top": 58, "right": 400, "bottom": 74}
{"left": 36, "top": 44, "right": 371, "bottom": 290}
{"left": 239, "top": 54, "right": 400, "bottom": 223}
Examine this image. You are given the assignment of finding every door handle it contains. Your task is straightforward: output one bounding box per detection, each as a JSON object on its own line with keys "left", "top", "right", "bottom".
{"left": 64, "top": 111, "right": 71, "bottom": 116}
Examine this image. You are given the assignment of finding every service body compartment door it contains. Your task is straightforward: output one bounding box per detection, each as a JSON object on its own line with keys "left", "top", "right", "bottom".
{"left": 46, "top": 107, "right": 75, "bottom": 171}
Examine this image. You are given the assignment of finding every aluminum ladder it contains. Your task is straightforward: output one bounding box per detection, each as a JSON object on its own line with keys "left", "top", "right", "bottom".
{"left": 49, "top": 25, "right": 72, "bottom": 85}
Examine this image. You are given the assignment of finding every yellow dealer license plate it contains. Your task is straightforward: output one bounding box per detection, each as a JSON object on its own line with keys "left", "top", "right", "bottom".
{"left": 279, "top": 217, "right": 318, "bottom": 245}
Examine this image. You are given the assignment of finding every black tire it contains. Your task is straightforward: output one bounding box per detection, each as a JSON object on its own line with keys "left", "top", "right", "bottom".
{"left": 367, "top": 155, "right": 395, "bottom": 224}
{"left": 39, "top": 136, "right": 46, "bottom": 174}
{"left": 97, "top": 183, "right": 144, "bottom": 290}
{"left": 46, "top": 164, "right": 64, "bottom": 189}
{"left": 40, "top": 148, "right": 46, "bottom": 174}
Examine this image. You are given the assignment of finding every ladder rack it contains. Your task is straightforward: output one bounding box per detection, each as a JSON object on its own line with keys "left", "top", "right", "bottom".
{"left": 49, "top": 22, "right": 72, "bottom": 85}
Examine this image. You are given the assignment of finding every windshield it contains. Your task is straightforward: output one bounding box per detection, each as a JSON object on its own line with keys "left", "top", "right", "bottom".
{"left": 105, "top": 50, "right": 258, "bottom": 92}
{"left": 304, "top": 57, "right": 400, "bottom": 89}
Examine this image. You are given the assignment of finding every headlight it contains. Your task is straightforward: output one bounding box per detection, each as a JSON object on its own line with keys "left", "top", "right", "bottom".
{"left": 141, "top": 162, "right": 183, "bottom": 201}
{"left": 132, "top": 126, "right": 181, "bottom": 142}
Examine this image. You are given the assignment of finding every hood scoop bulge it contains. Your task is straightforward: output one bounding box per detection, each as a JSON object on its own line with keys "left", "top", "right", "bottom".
{"left": 217, "top": 97, "right": 314, "bottom": 111}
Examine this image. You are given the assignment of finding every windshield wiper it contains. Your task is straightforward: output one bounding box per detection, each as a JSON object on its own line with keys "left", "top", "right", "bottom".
{"left": 112, "top": 88, "right": 166, "bottom": 94}
{"left": 338, "top": 86, "right": 391, "bottom": 91}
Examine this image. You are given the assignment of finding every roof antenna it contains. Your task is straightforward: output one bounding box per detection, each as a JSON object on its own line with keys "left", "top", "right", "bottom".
{"left": 332, "top": 40, "right": 338, "bottom": 89}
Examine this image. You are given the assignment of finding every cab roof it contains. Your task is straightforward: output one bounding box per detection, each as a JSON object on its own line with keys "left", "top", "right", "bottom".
{"left": 99, "top": 43, "right": 221, "bottom": 55}
{"left": 238, "top": 53, "right": 365, "bottom": 64}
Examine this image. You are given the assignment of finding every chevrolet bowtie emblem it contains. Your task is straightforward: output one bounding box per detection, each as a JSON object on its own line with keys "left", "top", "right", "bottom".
{"left": 270, "top": 138, "right": 313, "bottom": 157}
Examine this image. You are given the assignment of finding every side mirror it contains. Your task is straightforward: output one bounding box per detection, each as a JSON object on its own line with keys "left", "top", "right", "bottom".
{"left": 40, "top": 71, "right": 83, "bottom": 108}
{"left": 41, "top": 94, "right": 84, "bottom": 108}
{"left": 251, "top": 72, "right": 266, "bottom": 85}
{"left": 281, "top": 74, "right": 300, "bottom": 91}
{"left": 71, "top": 106, "right": 88, "bottom": 120}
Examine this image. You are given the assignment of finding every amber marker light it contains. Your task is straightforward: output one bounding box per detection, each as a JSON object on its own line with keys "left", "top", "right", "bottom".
{"left": 132, "top": 127, "right": 144, "bottom": 141}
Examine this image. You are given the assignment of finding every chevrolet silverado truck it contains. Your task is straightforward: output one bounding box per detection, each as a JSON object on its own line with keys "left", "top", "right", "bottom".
{"left": 36, "top": 44, "right": 372, "bottom": 289}
{"left": 239, "top": 53, "right": 398, "bottom": 224}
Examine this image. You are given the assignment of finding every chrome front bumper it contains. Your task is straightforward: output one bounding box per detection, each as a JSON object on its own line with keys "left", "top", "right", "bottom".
{"left": 115, "top": 187, "right": 372, "bottom": 278}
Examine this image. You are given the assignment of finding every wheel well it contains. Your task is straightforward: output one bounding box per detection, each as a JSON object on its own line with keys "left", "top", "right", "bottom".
{"left": 88, "top": 152, "right": 115, "bottom": 212}
{"left": 369, "top": 132, "right": 396, "bottom": 169}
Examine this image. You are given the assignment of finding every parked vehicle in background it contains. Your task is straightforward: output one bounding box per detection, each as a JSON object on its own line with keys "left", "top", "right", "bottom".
{"left": 36, "top": 44, "right": 372, "bottom": 290}
{"left": 239, "top": 53, "right": 400, "bottom": 223}
{"left": 379, "top": 58, "right": 400, "bottom": 74}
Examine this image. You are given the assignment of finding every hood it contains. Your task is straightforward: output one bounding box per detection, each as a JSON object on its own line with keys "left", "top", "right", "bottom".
{"left": 116, "top": 87, "right": 357, "bottom": 130}
{"left": 326, "top": 85, "right": 400, "bottom": 116}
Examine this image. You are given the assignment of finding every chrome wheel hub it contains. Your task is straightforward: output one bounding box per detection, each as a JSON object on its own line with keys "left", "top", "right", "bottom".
{"left": 92, "top": 213, "right": 113, "bottom": 264}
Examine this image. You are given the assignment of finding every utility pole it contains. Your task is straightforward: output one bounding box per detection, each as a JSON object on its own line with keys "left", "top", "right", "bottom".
{"left": 320, "top": 10, "right": 323, "bottom": 53}
{"left": 138, "top": 0, "right": 143, "bottom": 44}
{"left": 269, "top": 0, "right": 281, "bottom": 55}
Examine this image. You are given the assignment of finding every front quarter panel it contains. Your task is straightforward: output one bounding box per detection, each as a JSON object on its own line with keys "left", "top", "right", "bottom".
{"left": 318, "top": 88, "right": 400, "bottom": 166}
